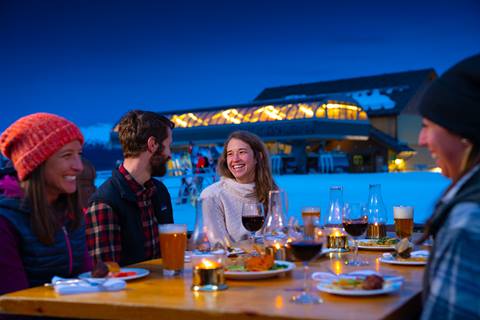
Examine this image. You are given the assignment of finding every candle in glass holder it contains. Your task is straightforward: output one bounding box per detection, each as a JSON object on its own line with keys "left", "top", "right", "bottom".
{"left": 191, "top": 255, "right": 227, "bottom": 292}
{"left": 326, "top": 229, "right": 349, "bottom": 252}
{"left": 265, "top": 241, "right": 287, "bottom": 261}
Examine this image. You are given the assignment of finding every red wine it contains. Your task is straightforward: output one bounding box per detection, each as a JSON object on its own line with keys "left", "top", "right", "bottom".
{"left": 290, "top": 241, "right": 323, "bottom": 261}
{"left": 343, "top": 221, "right": 368, "bottom": 237}
{"left": 242, "top": 216, "right": 265, "bottom": 232}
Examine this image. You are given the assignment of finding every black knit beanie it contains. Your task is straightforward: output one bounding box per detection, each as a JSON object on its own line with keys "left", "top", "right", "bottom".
{"left": 419, "top": 54, "right": 480, "bottom": 144}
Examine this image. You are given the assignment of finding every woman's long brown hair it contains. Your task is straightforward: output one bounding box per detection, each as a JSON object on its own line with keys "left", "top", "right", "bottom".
{"left": 21, "top": 164, "right": 83, "bottom": 245}
{"left": 217, "top": 131, "right": 278, "bottom": 210}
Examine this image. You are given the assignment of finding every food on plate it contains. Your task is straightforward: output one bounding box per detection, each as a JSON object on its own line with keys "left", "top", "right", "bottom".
{"left": 112, "top": 271, "right": 137, "bottom": 278}
{"left": 358, "top": 238, "right": 398, "bottom": 247}
{"left": 393, "top": 238, "right": 412, "bottom": 259}
{"left": 330, "top": 275, "right": 385, "bottom": 290}
{"left": 390, "top": 255, "right": 427, "bottom": 262}
{"left": 362, "top": 275, "right": 384, "bottom": 290}
{"left": 245, "top": 254, "right": 274, "bottom": 271}
{"left": 225, "top": 253, "right": 288, "bottom": 272}
{"left": 331, "top": 278, "right": 363, "bottom": 290}
{"left": 91, "top": 261, "right": 122, "bottom": 278}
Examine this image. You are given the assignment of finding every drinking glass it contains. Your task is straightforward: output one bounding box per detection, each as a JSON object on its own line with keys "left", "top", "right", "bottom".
{"left": 263, "top": 189, "right": 288, "bottom": 237}
{"left": 301, "top": 206, "right": 320, "bottom": 240}
{"left": 159, "top": 224, "right": 187, "bottom": 276}
{"left": 342, "top": 202, "right": 369, "bottom": 266}
{"left": 241, "top": 202, "right": 265, "bottom": 242}
{"left": 289, "top": 233, "right": 323, "bottom": 304}
{"left": 393, "top": 206, "right": 414, "bottom": 240}
{"left": 325, "top": 186, "right": 343, "bottom": 228}
{"left": 366, "top": 184, "right": 387, "bottom": 239}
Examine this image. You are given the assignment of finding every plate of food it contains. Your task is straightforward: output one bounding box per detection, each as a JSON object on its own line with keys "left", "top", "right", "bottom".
{"left": 225, "top": 255, "right": 295, "bottom": 280}
{"left": 379, "top": 251, "right": 429, "bottom": 266}
{"left": 79, "top": 268, "right": 150, "bottom": 281}
{"left": 357, "top": 238, "right": 399, "bottom": 250}
{"left": 380, "top": 239, "right": 429, "bottom": 265}
{"left": 79, "top": 261, "right": 150, "bottom": 281}
{"left": 317, "top": 275, "right": 403, "bottom": 296}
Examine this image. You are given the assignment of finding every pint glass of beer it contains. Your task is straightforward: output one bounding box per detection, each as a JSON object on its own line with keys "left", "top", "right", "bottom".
{"left": 301, "top": 207, "right": 321, "bottom": 239}
{"left": 159, "top": 224, "right": 187, "bottom": 276}
{"left": 393, "top": 206, "right": 414, "bottom": 239}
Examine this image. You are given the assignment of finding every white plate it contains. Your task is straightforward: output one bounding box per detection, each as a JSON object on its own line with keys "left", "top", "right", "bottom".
{"left": 79, "top": 268, "right": 150, "bottom": 281}
{"left": 317, "top": 280, "right": 402, "bottom": 296}
{"left": 379, "top": 251, "right": 428, "bottom": 266}
{"left": 225, "top": 260, "right": 295, "bottom": 280}
{"left": 357, "top": 239, "right": 397, "bottom": 251}
{"left": 379, "top": 256, "right": 427, "bottom": 266}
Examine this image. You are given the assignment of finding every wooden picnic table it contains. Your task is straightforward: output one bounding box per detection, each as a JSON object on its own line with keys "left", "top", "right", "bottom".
{"left": 0, "top": 248, "right": 425, "bottom": 320}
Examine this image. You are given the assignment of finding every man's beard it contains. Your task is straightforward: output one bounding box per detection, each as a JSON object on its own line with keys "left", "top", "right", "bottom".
{"left": 150, "top": 149, "right": 169, "bottom": 177}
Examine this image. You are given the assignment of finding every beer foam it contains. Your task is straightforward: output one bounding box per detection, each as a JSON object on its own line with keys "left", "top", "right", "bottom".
{"left": 393, "top": 206, "right": 413, "bottom": 219}
{"left": 159, "top": 224, "right": 187, "bottom": 234}
{"left": 302, "top": 207, "right": 320, "bottom": 213}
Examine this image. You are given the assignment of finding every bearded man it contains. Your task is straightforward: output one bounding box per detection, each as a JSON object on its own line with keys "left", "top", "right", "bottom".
{"left": 86, "top": 110, "right": 174, "bottom": 266}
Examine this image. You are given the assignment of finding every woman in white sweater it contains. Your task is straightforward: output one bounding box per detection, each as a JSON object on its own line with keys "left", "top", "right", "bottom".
{"left": 200, "top": 131, "right": 278, "bottom": 247}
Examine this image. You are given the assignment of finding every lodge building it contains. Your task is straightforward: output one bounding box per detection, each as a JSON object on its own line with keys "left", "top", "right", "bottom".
{"left": 111, "top": 68, "right": 437, "bottom": 173}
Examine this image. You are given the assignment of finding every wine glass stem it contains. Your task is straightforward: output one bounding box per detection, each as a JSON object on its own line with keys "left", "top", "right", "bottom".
{"left": 302, "top": 262, "right": 309, "bottom": 294}
{"left": 353, "top": 238, "right": 359, "bottom": 262}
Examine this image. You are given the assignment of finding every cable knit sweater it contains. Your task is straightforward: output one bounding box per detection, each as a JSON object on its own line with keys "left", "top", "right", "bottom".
{"left": 200, "top": 177, "right": 257, "bottom": 246}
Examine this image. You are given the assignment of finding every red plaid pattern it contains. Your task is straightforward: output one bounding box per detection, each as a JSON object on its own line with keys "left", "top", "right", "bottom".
{"left": 85, "top": 164, "right": 159, "bottom": 264}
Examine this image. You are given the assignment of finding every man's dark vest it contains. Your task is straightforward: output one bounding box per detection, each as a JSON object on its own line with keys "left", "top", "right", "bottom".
{"left": 89, "top": 168, "right": 173, "bottom": 266}
{"left": 0, "top": 197, "right": 86, "bottom": 287}
{"left": 423, "top": 168, "right": 480, "bottom": 301}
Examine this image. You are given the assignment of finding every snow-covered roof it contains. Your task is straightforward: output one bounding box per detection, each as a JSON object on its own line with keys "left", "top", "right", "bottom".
{"left": 254, "top": 69, "right": 436, "bottom": 116}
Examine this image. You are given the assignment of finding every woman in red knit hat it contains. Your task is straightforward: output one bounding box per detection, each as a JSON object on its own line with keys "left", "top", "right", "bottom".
{"left": 0, "top": 113, "right": 92, "bottom": 295}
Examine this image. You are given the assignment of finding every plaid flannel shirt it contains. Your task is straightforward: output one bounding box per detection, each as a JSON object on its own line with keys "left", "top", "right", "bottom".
{"left": 421, "top": 166, "right": 480, "bottom": 320}
{"left": 85, "top": 165, "right": 160, "bottom": 264}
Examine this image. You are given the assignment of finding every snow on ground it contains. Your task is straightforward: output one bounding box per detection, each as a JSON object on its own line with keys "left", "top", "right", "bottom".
{"left": 95, "top": 171, "right": 450, "bottom": 231}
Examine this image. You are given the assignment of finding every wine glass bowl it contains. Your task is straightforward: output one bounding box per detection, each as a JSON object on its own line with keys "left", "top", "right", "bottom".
{"left": 342, "top": 202, "right": 369, "bottom": 266}
{"left": 289, "top": 238, "right": 323, "bottom": 304}
{"left": 241, "top": 203, "right": 265, "bottom": 241}
{"left": 289, "top": 241, "right": 323, "bottom": 262}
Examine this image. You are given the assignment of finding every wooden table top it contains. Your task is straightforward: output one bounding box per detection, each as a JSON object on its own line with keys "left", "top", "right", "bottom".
{"left": 0, "top": 249, "right": 425, "bottom": 320}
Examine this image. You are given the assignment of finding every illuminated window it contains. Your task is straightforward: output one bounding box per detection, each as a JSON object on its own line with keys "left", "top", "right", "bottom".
{"left": 316, "top": 106, "right": 326, "bottom": 118}
{"left": 164, "top": 101, "right": 366, "bottom": 128}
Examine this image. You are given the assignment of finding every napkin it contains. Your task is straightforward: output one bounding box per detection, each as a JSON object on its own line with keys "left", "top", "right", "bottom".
{"left": 51, "top": 276, "right": 126, "bottom": 295}
{"left": 311, "top": 270, "right": 404, "bottom": 283}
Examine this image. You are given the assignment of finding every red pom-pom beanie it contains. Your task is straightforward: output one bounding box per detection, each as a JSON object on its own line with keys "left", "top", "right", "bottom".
{"left": 0, "top": 113, "right": 84, "bottom": 181}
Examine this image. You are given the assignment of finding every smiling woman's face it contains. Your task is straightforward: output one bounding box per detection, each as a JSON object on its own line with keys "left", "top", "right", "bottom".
{"left": 418, "top": 118, "right": 470, "bottom": 180}
{"left": 226, "top": 138, "right": 257, "bottom": 184}
{"left": 43, "top": 140, "right": 84, "bottom": 204}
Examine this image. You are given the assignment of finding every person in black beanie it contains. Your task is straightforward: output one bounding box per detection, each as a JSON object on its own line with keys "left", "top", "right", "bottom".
{"left": 418, "top": 54, "right": 480, "bottom": 320}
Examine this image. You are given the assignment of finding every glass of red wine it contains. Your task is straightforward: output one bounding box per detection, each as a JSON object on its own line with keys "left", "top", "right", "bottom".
{"left": 289, "top": 235, "right": 323, "bottom": 304}
{"left": 342, "top": 202, "right": 369, "bottom": 266}
{"left": 241, "top": 203, "right": 265, "bottom": 242}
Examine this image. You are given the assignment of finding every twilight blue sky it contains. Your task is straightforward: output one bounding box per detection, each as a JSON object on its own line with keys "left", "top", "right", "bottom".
{"left": 1, "top": 0, "right": 479, "bottom": 131}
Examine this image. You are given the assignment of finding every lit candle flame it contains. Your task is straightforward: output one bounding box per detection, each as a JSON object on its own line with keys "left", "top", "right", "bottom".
{"left": 196, "top": 258, "right": 220, "bottom": 269}
{"left": 333, "top": 230, "right": 344, "bottom": 237}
